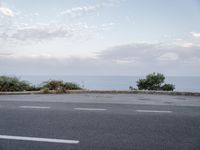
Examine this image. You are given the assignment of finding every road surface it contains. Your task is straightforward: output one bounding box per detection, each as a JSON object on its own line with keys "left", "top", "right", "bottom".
{"left": 0, "top": 94, "right": 199, "bottom": 150}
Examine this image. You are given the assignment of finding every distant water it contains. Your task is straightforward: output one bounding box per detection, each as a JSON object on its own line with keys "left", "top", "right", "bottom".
{"left": 19, "top": 75, "right": 200, "bottom": 92}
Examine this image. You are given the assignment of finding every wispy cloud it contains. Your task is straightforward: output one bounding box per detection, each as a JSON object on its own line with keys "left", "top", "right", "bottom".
{"left": 0, "top": 1, "right": 117, "bottom": 42}
{"left": 59, "top": 4, "right": 103, "bottom": 18}
{"left": 0, "top": 22, "right": 114, "bottom": 42}
{"left": 58, "top": 0, "right": 122, "bottom": 18}
{"left": 10, "top": 23, "right": 73, "bottom": 41}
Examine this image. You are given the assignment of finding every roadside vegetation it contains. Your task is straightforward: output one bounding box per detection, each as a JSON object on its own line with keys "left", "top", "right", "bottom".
{"left": 0, "top": 76, "right": 82, "bottom": 93}
{"left": 41, "top": 80, "right": 82, "bottom": 93}
{"left": 0, "top": 76, "right": 39, "bottom": 92}
{"left": 0, "top": 74, "right": 175, "bottom": 93}
{"left": 135, "top": 72, "right": 175, "bottom": 91}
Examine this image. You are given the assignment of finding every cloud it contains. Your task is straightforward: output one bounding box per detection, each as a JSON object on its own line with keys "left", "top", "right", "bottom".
{"left": 190, "top": 32, "right": 200, "bottom": 38}
{"left": 58, "top": 0, "right": 122, "bottom": 18}
{"left": 59, "top": 4, "right": 103, "bottom": 18}
{"left": 0, "top": 55, "right": 102, "bottom": 75}
{"left": 0, "top": 42, "right": 200, "bottom": 76}
{"left": 0, "top": 2, "right": 115, "bottom": 42}
{"left": 0, "top": 52, "right": 13, "bottom": 56}
{"left": 0, "top": 6, "right": 14, "bottom": 17}
{"left": 10, "top": 23, "right": 73, "bottom": 41}
{"left": 98, "top": 42, "right": 200, "bottom": 63}
{"left": 98, "top": 42, "right": 163, "bottom": 61}
{"left": 157, "top": 52, "right": 179, "bottom": 61}
{"left": 0, "top": 22, "right": 114, "bottom": 42}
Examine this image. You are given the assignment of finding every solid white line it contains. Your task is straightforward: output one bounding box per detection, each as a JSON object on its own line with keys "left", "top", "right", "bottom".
{"left": 0, "top": 135, "right": 79, "bottom": 144}
{"left": 136, "top": 110, "right": 172, "bottom": 113}
{"left": 74, "top": 108, "right": 107, "bottom": 111}
{"left": 19, "top": 106, "right": 50, "bottom": 109}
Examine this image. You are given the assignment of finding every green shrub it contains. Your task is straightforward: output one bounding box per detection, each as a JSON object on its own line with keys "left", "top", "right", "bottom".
{"left": 42, "top": 80, "right": 64, "bottom": 90}
{"left": 161, "top": 84, "right": 175, "bottom": 91}
{"left": 41, "top": 80, "right": 81, "bottom": 92}
{"left": 0, "top": 76, "right": 82, "bottom": 92}
{"left": 0, "top": 76, "right": 33, "bottom": 92}
{"left": 136, "top": 73, "right": 175, "bottom": 91}
{"left": 41, "top": 87, "right": 50, "bottom": 94}
{"left": 64, "top": 82, "right": 82, "bottom": 90}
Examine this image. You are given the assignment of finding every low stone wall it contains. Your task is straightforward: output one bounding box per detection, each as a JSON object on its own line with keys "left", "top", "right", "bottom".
{"left": 0, "top": 90, "right": 200, "bottom": 96}
{"left": 0, "top": 91, "right": 42, "bottom": 95}
{"left": 68, "top": 90, "right": 200, "bottom": 96}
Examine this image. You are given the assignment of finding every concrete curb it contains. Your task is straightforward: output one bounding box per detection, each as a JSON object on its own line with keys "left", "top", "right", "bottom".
{"left": 0, "top": 90, "right": 200, "bottom": 96}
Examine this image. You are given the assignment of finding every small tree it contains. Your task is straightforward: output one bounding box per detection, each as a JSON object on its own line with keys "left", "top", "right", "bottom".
{"left": 136, "top": 73, "right": 175, "bottom": 91}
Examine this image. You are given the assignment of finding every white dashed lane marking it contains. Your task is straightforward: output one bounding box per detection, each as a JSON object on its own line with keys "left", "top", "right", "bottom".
{"left": 136, "top": 110, "right": 172, "bottom": 113}
{"left": 74, "top": 108, "right": 107, "bottom": 111}
{"left": 0, "top": 135, "right": 79, "bottom": 144}
{"left": 19, "top": 106, "right": 50, "bottom": 109}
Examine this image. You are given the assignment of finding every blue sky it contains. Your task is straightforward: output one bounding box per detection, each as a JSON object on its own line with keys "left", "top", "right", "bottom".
{"left": 0, "top": 0, "right": 200, "bottom": 75}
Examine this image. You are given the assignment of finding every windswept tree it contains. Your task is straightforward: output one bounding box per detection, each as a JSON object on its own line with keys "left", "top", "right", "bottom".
{"left": 136, "top": 73, "right": 175, "bottom": 91}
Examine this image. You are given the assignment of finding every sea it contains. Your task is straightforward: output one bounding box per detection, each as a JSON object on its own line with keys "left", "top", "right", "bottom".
{"left": 18, "top": 75, "right": 200, "bottom": 92}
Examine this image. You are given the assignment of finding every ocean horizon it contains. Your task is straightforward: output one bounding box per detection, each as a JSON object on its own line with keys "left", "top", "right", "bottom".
{"left": 15, "top": 75, "right": 200, "bottom": 92}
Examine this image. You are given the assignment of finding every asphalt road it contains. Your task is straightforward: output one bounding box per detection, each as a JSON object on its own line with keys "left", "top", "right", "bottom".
{"left": 0, "top": 94, "right": 199, "bottom": 150}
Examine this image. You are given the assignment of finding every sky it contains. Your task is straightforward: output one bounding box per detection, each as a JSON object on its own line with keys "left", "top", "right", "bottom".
{"left": 0, "top": 0, "right": 200, "bottom": 76}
